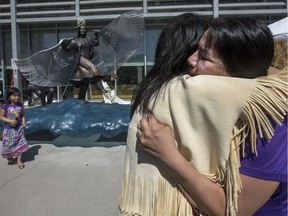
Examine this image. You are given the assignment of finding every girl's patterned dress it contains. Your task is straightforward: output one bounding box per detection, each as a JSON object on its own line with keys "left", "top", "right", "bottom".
{"left": 1, "top": 103, "right": 29, "bottom": 158}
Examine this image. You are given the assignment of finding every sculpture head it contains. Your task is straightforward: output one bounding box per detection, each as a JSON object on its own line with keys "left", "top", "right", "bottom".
{"left": 76, "top": 18, "right": 86, "bottom": 28}
{"left": 76, "top": 18, "right": 87, "bottom": 36}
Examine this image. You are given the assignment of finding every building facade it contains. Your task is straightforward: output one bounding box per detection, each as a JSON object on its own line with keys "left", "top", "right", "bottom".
{"left": 0, "top": 0, "right": 287, "bottom": 101}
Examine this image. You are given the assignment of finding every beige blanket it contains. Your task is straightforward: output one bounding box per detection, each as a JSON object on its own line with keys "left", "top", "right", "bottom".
{"left": 119, "top": 68, "right": 288, "bottom": 216}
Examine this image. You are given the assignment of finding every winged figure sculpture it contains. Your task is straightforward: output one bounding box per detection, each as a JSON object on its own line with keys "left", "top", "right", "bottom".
{"left": 14, "top": 10, "right": 144, "bottom": 87}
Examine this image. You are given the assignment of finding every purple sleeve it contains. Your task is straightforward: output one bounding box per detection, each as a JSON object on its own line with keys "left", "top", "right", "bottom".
{"left": 1, "top": 103, "right": 7, "bottom": 111}
{"left": 239, "top": 116, "right": 287, "bottom": 182}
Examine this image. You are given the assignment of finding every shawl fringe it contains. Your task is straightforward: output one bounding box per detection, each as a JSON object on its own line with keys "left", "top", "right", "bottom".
{"left": 120, "top": 162, "right": 193, "bottom": 216}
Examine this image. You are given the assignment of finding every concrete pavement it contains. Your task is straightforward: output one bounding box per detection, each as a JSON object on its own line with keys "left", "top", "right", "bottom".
{"left": 0, "top": 140, "right": 126, "bottom": 216}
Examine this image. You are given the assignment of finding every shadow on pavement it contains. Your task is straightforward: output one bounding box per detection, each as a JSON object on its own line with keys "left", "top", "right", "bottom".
{"left": 22, "top": 145, "right": 41, "bottom": 162}
{"left": 25, "top": 130, "right": 127, "bottom": 148}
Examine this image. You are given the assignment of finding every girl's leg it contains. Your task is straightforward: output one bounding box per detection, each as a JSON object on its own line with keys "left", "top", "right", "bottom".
{"left": 7, "top": 157, "right": 14, "bottom": 162}
{"left": 17, "top": 154, "right": 25, "bottom": 169}
{"left": 7, "top": 157, "right": 17, "bottom": 165}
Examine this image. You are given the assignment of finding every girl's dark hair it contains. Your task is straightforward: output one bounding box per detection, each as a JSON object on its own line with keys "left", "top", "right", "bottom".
{"left": 6, "top": 87, "right": 21, "bottom": 104}
{"left": 206, "top": 17, "right": 274, "bottom": 78}
{"left": 130, "top": 13, "right": 211, "bottom": 118}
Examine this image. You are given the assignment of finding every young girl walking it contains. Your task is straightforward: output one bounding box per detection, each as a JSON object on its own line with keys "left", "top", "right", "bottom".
{"left": 0, "top": 87, "right": 29, "bottom": 169}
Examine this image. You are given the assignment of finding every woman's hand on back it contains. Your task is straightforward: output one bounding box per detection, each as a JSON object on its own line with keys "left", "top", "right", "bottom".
{"left": 137, "top": 113, "right": 178, "bottom": 163}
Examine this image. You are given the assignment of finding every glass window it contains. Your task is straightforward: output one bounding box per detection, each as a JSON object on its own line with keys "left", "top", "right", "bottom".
{"left": 30, "top": 30, "right": 57, "bottom": 54}
{"left": 3, "top": 31, "right": 12, "bottom": 65}
{"left": 146, "top": 27, "right": 162, "bottom": 64}
{"left": 20, "top": 30, "right": 29, "bottom": 59}
{"left": 114, "top": 65, "right": 144, "bottom": 100}
{"left": 58, "top": 28, "right": 75, "bottom": 41}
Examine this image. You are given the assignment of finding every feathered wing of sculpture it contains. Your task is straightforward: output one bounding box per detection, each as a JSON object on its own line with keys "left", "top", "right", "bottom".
{"left": 14, "top": 39, "right": 80, "bottom": 87}
{"left": 92, "top": 9, "right": 144, "bottom": 76}
{"left": 14, "top": 10, "right": 144, "bottom": 87}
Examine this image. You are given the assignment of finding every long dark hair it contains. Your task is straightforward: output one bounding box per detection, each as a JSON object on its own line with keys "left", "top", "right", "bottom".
{"left": 206, "top": 17, "right": 274, "bottom": 78}
{"left": 130, "top": 13, "right": 211, "bottom": 118}
{"left": 6, "top": 87, "right": 21, "bottom": 104}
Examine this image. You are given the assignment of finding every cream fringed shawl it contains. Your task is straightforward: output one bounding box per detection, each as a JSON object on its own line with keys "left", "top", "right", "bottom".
{"left": 119, "top": 68, "right": 288, "bottom": 216}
